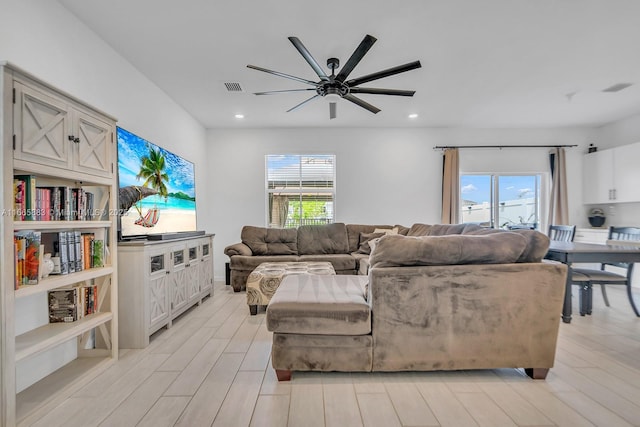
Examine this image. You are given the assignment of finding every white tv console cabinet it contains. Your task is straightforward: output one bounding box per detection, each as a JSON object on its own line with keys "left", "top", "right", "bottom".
{"left": 117, "top": 234, "right": 214, "bottom": 348}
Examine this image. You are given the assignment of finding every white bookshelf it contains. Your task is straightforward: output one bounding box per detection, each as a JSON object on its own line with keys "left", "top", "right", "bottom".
{"left": 1, "top": 62, "right": 119, "bottom": 426}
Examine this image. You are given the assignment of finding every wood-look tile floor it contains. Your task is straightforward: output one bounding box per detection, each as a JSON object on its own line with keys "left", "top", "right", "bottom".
{"left": 28, "top": 282, "right": 640, "bottom": 427}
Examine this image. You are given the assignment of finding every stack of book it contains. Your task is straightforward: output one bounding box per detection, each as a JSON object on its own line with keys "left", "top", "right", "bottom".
{"left": 14, "top": 231, "right": 105, "bottom": 288}
{"left": 50, "top": 231, "right": 104, "bottom": 275}
{"left": 48, "top": 283, "right": 98, "bottom": 323}
{"left": 13, "top": 174, "right": 95, "bottom": 221}
{"left": 14, "top": 230, "right": 41, "bottom": 288}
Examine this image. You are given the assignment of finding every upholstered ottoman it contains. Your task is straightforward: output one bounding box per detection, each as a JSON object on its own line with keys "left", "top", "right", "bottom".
{"left": 266, "top": 274, "right": 371, "bottom": 381}
{"left": 246, "top": 262, "right": 335, "bottom": 315}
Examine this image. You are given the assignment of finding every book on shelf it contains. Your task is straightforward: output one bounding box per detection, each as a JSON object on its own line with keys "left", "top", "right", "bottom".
{"left": 82, "top": 233, "right": 94, "bottom": 270}
{"left": 43, "top": 231, "right": 104, "bottom": 275}
{"left": 13, "top": 178, "right": 25, "bottom": 220}
{"left": 48, "top": 282, "right": 99, "bottom": 323}
{"left": 73, "top": 230, "right": 82, "bottom": 272}
{"left": 13, "top": 183, "right": 96, "bottom": 221}
{"left": 92, "top": 239, "right": 104, "bottom": 268}
{"left": 48, "top": 287, "right": 78, "bottom": 323}
{"left": 13, "top": 230, "right": 41, "bottom": 287}
{"left": 53, "top": 231, "right": 69, "bottom": 275}
{"left": 13, "top": 174, "right": 36, "bottom": 221}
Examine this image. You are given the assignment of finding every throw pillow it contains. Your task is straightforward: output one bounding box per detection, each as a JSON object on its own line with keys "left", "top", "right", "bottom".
{"left": 368, "top": 237, "right": 382, "bottom": 254}
{"left": 357, "top": 232, "right": 385, "bottom": 254}
{"left": 373, "top": 227, "right": 399, "bottom": 235}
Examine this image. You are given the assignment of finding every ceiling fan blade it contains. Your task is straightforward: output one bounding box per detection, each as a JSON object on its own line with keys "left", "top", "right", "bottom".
{"left": 349, "top": 87, "right": 416, "bottom": 97}
{"left": 286, "top": 94, "right": 321, "bottom": 112}
{"left": 342, "top": 94, "right": 381, "bottom": 114}
{"left": 329, "top": 102, "right": 337, "bottom": 119}
{"left": 254, "top": 88, "right": 316, "bottom": 95}
{"left": 346, "top": 60, "right": 422, "bottom": 87}
{"left": 247, "top": 65, "right": 318, "bottom": 86}
{"left": 288, "top": 37, "right": 330, "bottom": 81}
{"left": 335, "top": 34, "right": 377, "bottom": 82}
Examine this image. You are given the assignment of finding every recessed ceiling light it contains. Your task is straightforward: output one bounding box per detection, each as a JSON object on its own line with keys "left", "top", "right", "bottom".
{"left": 235, "top": 114, "right": 244, "bottom": 119}
{"left": 408, "top": 113, "right": 418, "bottom": 119}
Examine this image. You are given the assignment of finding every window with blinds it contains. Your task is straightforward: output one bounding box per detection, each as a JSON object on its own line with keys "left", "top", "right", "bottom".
{"left": 266, "top": 154, "right": 335, "bottom": 228}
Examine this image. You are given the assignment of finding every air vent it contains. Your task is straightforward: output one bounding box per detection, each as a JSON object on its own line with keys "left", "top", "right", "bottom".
{"left": 602, "top": 82, "right": 633, "bottom": 93}
{"left": 224, "top": 82, "right": 244, "bottom": 92}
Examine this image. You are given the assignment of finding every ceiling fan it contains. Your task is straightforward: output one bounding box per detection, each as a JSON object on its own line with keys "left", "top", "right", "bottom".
{"left": 247, "top": 35, "right": 422, "bottom": 119}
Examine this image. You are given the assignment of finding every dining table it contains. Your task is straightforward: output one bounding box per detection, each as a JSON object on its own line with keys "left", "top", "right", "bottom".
{"left": 545, "top": 240, "right": 640, "bottom": 323}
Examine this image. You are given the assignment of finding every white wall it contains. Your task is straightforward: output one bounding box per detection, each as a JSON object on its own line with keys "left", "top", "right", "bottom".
{"left": 207, "top": 127, "right": 592, "bottom": 279}
{"left": 1, "top": 0, "right": 207, "bottom": 391}
{"left": 0, "top": 0, "right": 208, "bottom": 217}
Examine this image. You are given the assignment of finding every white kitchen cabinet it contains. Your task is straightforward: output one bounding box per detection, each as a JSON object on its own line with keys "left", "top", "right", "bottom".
{"left": 583, "top": 142, "right": 640, "bottom": 204}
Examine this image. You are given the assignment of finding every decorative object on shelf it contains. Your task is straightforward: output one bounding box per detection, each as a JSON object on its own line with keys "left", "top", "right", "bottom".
{"left": 588, "top": 208, "right": 606, "bottom": 227}
{"left": 588, "top": 143, "right": 598, "bottom": 153}
{"left": 41, "top": 253, "right": 55, "bottom": 278}
{"left": 51, "top": 255, "right": 61, "bottom": 274}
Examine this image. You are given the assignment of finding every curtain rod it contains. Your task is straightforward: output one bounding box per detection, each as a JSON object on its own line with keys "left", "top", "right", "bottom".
{"left": 433, "top": 144, "right": 578, "bottom": 150}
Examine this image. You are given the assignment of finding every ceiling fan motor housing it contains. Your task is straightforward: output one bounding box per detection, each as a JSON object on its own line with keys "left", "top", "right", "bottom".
{"left": 317, "top": 82, "right": 349, "bottom": 97}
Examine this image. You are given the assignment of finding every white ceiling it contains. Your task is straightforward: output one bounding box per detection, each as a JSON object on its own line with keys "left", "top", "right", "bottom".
{"left": 59, "top": 0, "right": 640, "bottom": 129}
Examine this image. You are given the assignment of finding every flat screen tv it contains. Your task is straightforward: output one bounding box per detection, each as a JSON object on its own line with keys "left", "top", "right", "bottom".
{"left": 116, "top": 127, "right": 197, "bottom": 239}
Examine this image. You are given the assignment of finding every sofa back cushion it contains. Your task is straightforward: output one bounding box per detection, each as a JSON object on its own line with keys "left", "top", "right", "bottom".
{"left": 241, "top": 226, "right": 298, "bottom": 255}
{"left": 369, "top": 233, "right": 528, "bottom": 268}
{"left": 511, "top": 229, "right": 551, "bottom": 262}
{"left": 346, "top": 224, "right": 409, "bottom": 252}
{"left": 298, "top": 223, "right": 349, "bottom": 255}
{"left": 408, "top": 223, "right": 485, "bottom": 236}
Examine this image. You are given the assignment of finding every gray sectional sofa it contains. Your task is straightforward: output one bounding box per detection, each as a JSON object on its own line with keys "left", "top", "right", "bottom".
{"left": 264, "top": 223, "right": 568, "bottom": 380}
{"left": 224, "top": 222, "right": 409, "bottom": 291}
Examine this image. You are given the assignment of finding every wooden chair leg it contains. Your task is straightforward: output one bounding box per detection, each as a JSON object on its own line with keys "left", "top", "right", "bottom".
{"left": 275, "top": 369, "right": 292, "bottom": 381}
{"left": 525, "top": 368, "right": 549, "bottom": 380}
{"left": 600, "top": 284, "right": 610, "bottom": 307}
{"left": 626, "top": 284, "right": 640, "bottom": 316}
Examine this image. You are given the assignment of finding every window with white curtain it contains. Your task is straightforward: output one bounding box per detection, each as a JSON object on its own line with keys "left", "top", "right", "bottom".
{"left": 266, "top": 154, "right": 336, "bottom": 228}
{"left": 460, "top": 174, "right": 542, "bottom": 230}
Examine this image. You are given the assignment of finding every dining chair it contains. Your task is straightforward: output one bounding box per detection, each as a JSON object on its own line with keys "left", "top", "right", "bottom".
{"left": 548, "top": 225, "right": 592, "bottom": 315}
{"left": 548, "top": 224, "right": 576, "bottom": 242}
{"left": 572, "top": 226, "right": 640, "bottom": 317}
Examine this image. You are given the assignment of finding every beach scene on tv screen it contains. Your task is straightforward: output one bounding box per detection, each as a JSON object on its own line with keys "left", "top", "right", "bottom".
{"left": 117, "top": 127, "right": 196, "bottom": 236}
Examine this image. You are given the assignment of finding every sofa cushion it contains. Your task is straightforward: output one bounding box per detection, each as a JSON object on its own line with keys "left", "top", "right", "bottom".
{"left": 241, "top": 226, "right": 298, "bottom": 255}
{"left": 223, "top": 242, "right": 253, "bottom": 257}
{"left": 346, "top": 224, "right": 388, "bottom": 253}
{"left": 297, "top": 254, "right": 357, "bottom": 272}
{"left": 369, "top": 233, "right": 528, "bottom": 268}
{"left": 298, "top": 223, "right": 349, "bottom": 255}
{"left": 510, "top": 229, "right": 550, "bottom": 262}
{"left": 266, "top": 274, "right": 371, "bottom": 336}
{"left": 229, "top": 255, "right": 299, "bottom": 272}
{"left": 407, "top": 223, "right": 433, "bottom": 236}
{"left": 408, "top": 223, "right": 488, "bottom": 237}
{"left": 356, "top": 232, "right": 386, "bottom": 254}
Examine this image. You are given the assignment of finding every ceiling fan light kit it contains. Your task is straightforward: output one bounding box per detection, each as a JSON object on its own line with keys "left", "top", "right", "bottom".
{"left": 248, "top": 34, "right": 421, "bottom": 119}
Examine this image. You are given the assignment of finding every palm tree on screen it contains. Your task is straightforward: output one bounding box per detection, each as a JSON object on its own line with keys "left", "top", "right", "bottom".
{"left": 136, "top": 144, "right": 169, "bottom": 200}
{"left": 133, "top": 144, "right": 168, "bottom": 227}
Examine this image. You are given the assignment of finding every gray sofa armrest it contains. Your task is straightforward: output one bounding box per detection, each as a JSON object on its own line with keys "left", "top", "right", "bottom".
{"left": 224, "top": 242, "right": 253, "bottom": 257}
